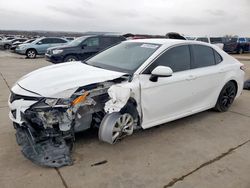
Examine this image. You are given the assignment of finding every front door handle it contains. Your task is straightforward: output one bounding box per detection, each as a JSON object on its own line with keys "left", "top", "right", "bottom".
{"left": 187, "top": 75, "right": 196, "bottom": 81}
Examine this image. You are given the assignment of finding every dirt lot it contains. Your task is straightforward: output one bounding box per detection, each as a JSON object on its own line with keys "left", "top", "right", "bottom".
{"left": 0, "top": 51, "right": 250, "bottom": 188}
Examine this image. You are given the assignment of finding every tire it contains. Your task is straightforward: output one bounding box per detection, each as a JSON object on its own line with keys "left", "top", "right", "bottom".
{"left": 237, "top": 48, "right": 244, "bottom": 54}
{"left": 26, "top": 49, "right": 37, "bottom": 59}
{"left": 64, "top": 55, "right": 78, "bottom": 62}
{"left": 214, "top": 81, "right": 237, "bottom": 112}
{"left": 4, "top": 44, "right": 11, "bottom": 50}
{"left": 99, "top": 112, "right": 134, "bottom": 144}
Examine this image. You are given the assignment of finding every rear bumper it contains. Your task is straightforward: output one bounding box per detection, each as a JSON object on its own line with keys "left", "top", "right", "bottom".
{"left": 45, "top": 54, "right": 64, "bottom": 64}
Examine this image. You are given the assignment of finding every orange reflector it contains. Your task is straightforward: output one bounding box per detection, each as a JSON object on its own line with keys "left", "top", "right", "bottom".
{"left": 71, "top": 92, "right": 89, "bottom": 106}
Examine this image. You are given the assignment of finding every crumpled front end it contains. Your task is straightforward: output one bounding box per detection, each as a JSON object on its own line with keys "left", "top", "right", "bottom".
{"left": 9, "top": 91, "right": 75, "bottom": 167}
{"left": 8, "top": 79, "right": 125, "bottom": 167}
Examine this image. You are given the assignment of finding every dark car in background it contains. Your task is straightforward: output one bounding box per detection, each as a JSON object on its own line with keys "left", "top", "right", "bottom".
{"left": 45, "top": 35, "right": 126, "bottom": 63}
{"left": 223, "top": 37, "right": 250, "bottom": 54}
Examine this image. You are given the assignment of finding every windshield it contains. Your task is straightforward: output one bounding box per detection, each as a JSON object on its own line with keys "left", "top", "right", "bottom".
{"left": 68, "top": 37, "right": 88, "bottom": 46}
{"left": 86, "top": 42, "right": 161, "bottom": 73}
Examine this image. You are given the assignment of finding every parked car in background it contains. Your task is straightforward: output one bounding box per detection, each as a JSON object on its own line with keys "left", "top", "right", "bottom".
{"left": 64, "top": 37, "right": 75, "bottom": 41}
{"left": 0, "top": 38, "right": 27, "bottom": 50}
{"left": 223, "top": 37, "right": 250, "bottom": 54}
{"left": 15, "top": 37, "right": 68, "bottom": 58}
{"left": 194, "top": 37, "right": 224, "bottom": 49}
{"left": 8, "top": 39, "right": 244, "bottom": 167}
{"left": 45, "top": 35, "right": 126, "bottom": 63}
{"left": 10, "top": 39, "right": 35, "bottom": 51}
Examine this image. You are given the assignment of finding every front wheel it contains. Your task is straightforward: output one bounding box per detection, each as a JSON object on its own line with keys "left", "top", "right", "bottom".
{"left": 99, "top": 112, "right": 134, "bottom": 144}
{"left": 214, "top": 82, "right": 237, "bottom": 112}
{"left": 237, "top": 48, "right": 244, "bottom": 54}
{"left": 26, "top": 49, "right": 37, "bottom": 59}
{"left": 64, "top": 55, "right": 78, "bottom": 62}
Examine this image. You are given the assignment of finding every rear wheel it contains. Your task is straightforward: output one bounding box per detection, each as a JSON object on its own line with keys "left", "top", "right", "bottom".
{"left": 64, "top": 55, "right": 78, "bottom": 62}
{"left": 214, "top": 81, "right": 237, "bottom": 112}
{"left": 4, "top": 44, "right": 11, "bottom": 50}
{"left": 26, "top": 49, "right": 37, "bottom": 59}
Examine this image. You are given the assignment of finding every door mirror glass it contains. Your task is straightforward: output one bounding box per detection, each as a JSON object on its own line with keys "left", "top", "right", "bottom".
{"left": 150, "top": 66, "right": 173, "bottom": 82}
{"left": 82, "top": 44, "right": 87, "bottom": 49}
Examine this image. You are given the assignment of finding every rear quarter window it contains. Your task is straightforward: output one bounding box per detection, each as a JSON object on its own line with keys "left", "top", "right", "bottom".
{"left": 213, "top": 50, "right": 223, "bottom": 64}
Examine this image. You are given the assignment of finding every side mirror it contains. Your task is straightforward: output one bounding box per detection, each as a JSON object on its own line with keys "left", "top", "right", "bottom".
{"left": 150, "top": 66, "right": 173, "bottom": 82}
{"left": 37, "top": 41, "right": 42, "bottom": 45}
{"left": 82, "top": 44, "right": 87, "bottom": 49}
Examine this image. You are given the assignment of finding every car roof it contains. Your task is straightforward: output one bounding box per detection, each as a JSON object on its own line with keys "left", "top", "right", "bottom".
{"left": 125, "top": 38, "right": 209, "bottom": 46}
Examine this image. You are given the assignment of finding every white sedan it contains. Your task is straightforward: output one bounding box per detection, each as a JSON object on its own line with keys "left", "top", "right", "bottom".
{"left": 8, "top": 39, "right": 245, "bottom": 167}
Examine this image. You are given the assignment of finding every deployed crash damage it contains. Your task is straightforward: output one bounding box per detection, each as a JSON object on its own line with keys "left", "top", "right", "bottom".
{"left": 9, "top": 62, "right": 140, "bottom": 167}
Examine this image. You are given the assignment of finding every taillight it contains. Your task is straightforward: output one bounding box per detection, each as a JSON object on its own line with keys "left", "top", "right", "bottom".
{"left": 240, "top": 65, "right": 246, "bottom": 71}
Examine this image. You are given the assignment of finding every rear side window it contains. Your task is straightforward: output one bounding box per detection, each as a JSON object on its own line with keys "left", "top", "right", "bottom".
{"left": 82, "top": 37, "right": 99, "bottom": 47}
{"left": 210, "top": 37, "right": 223, "bottom": 44}
{"left": 214, "top": 50, "right": 223, "bottom": 64}
{"left": 196, "top": 37, "right": 209, "bottom": 43}
{"left": 52, "top": 38, "right": 67, "bottom": 43}
{"left": 40, "top": 38, "right": 53, "bottom": 44}
{"left": 144, "top": 45, "right": 191, "bottom": 73}
{"left": 191, "top": 45, "right": 215, "bottom": 68}
{"left": 101, "top": 37, "right": 122, "bottom": 48}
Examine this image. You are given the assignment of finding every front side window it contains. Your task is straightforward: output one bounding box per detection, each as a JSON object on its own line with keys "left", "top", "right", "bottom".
{"left": 86, "top": 42, "right": 160, "bottom": 73}
{"left": 39, "top": 38, "right": 53, "bottom": 44}
{"left": 191, "top": 45, "right": 215, "bottom": 68}
{"left": 144, "top": 45, "right": 191, "bottom": 74}
{"left": 82, "top": 37, "right": 99, "bottom": 47}
{"left": 68, "top": 37, "right": 88, "bottom": 47}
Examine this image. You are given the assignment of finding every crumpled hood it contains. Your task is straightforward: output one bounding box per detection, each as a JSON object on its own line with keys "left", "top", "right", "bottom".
{"left": 17, "top": 61, "right": 126, "bottom": 98}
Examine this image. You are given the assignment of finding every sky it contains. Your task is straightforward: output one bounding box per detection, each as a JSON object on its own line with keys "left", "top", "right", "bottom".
{"left": 0, "top": 0, "right": 249, "bottom": 36}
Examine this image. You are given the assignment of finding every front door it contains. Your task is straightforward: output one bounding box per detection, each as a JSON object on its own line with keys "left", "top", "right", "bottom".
{"left": 139, "top": 45, "right": 197, "bottom": 129}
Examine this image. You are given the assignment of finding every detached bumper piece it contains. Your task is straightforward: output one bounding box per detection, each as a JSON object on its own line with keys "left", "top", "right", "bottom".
{"left": 15, "top": 124, "right": 73, "bottom": 168}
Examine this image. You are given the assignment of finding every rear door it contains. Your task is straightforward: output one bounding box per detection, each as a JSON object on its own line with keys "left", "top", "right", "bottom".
{"left": 187, "top": 44, "right": 225, "bottom": 109}
{"left": 37, "top": 38, "right": 54, "bottom": 54}
{"left": 51, "top": 38, "right": 68, "bottom": 47}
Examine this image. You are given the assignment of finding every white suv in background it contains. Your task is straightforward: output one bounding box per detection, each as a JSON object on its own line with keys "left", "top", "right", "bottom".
{"left": 194, "top": 37, "right": 224, "bottom": 49}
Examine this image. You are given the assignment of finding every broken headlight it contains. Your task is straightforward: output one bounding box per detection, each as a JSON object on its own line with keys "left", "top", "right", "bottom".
{"left": 33, "top": 98, "right": 72, "bottom": 109}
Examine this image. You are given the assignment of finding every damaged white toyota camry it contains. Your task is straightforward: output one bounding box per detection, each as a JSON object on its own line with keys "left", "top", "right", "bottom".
{"left": 8, "top": 39, "right": 245, "bottom": 167}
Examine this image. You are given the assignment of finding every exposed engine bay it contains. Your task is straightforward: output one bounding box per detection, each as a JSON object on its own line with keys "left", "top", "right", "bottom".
{"left": 10, "top": 76, "right": 139, "bottom": 167}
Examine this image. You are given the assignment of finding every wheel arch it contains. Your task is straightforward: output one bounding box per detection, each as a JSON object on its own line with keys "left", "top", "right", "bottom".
{"left": 26, "top": 48, "right": 37, "bottom": 54}
{"left": 63, "top": 54, "right": 79, "bottom": 61}
{"left": 229, "top": 80, "right": 238, "bottom": 94}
